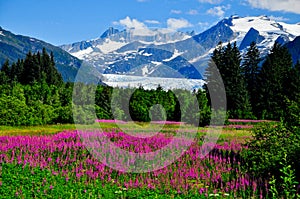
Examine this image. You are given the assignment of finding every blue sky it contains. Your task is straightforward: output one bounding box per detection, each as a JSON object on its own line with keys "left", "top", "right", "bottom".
{"left": 1, "top": 0, "right": 300, "bottom": 45}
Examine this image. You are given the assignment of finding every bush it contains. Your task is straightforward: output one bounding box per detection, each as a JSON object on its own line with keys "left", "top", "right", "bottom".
{"left": 242, "top": 121, "right": 300, "bottom": 195}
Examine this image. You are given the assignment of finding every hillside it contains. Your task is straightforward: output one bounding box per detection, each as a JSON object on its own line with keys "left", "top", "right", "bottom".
{"left": 0, "top": 27, "right": 82, "bottom": 81}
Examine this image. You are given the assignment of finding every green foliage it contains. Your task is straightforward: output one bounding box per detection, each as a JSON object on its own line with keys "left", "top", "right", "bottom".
{"left": 269, "top": 154, "right": 299, "bottom": 199}
{"left": 284, "top": 98, "right": 300, "bottom": 127}
{"left": 2, "top": 48, "right": 63, "bottom": 86}
{"left": 0, "top": 95, "right": 29, "bottom": 126}
{"left": 242, "top": 121, "right": 300, "bottom": 196}
{"left": 205, "top": 42, "right": 252, "bottom": 119}
{"left": 242, "top": 42, "right": 260, "bottom": 116}
{"left": 269, "top": 176, "right": 279, "bottom": 198}
{"left": 0, "top": 163, "right": 211, "bottom": 199}
{"left": 279, "top": 154, "right": 299, "bottom": 198}
{"left": 256, "top": 42, "right": 293, "bottom": 120}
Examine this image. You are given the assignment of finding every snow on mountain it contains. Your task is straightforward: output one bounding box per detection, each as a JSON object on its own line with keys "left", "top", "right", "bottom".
{"left": 229, "top": 15, "right": 300, "bottom": 50}
{"left": 60, "top": 28, "right": 193, "bottom": 75}
{"left": 96, "top": 39, "right": 127, "bottom": 54}
{"left": 60, "top": 15, "right": 300, "bottom": 89}
{"left": 71, "top": 47, "right": 94, "bottom": 59}
{"left": 163, "top": 49, "right": 184, "bottom": 62}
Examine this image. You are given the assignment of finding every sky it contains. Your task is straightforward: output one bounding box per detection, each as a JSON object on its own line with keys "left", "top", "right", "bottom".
{"left": 1, "top": 0, "right": 300, "bottom": 45}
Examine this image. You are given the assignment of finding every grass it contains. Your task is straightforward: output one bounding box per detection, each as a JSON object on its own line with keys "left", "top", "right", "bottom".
{"left": 0, "top": 122, "right": 252, "bottom": 144}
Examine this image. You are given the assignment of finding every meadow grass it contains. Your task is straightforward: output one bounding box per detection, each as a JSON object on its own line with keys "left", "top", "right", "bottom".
{"left": 0, "top": 122, "right": 252, "bottom": 144}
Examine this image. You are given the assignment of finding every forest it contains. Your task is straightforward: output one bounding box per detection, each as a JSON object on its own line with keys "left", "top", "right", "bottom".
{"left": 0, "top": 42, "right": 299, "bottom": 127}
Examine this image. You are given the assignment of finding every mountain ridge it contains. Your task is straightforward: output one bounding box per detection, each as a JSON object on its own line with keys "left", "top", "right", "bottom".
{"left": 60, "top": 15, "right": 300, "bottom": 79}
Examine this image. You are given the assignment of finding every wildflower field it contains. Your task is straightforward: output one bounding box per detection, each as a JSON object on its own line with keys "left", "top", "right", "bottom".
{"left": 0, "top": 121, "right": 296, "bottom": 198}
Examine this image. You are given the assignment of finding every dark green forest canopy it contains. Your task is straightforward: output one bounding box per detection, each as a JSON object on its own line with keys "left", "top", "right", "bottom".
{"left": 205, "top": 41, "right": 300, "bottom": 121}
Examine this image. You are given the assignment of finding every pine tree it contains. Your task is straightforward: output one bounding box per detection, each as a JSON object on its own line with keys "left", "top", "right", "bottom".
{"left": 220, "top": 42, "right": 252, "bottom": 118}
{"left": 10, "top": 63, "right": 17, "bottom": 81}
{"left": 287, "top": 61, "right": 300, "bottom": 102}
{"left": 204, "top": 42, "right": 225, "bottom": 111}
{"left": 256, "top": 42, "right": 293, "bottom": 119}
{"left": 1, "top": 59, "right": 10, "bottom": 77}
{"left": 15, "top": 59, "right": 24, "bottom": 82}
{"left": 22, "top": 51, "right": 34, "bottom": 84}
{"left": 242, "top": 42, "right": 261, "bottom": 116}
{"left": 205, "top": 42, "right": 252, "bottom": 118}
{"left": 49, "top": 51, "right": 63, "bottom": 86}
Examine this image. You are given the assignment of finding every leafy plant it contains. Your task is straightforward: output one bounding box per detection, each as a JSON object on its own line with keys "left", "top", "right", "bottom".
{"left": 242, "top": 121, "right": 300, "bottom": 197}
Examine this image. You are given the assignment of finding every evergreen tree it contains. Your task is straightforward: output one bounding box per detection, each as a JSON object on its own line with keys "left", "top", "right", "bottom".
{"left": 226, "top": 42, "right": 252, "bottom": 118}
{"left": 256, "top": 42, "right": 293, "bottom": 119}
{"left": 1, "top": 59, "right": 10, "bottom": 77}
{"left": 22, "top": 51, "right": 37, "bottom": 84}
{"left": 15, "top": 59, "right": 24, "bottom": 82}
{"left": 207, "top": 42, "right": 252, "bottom": 118}
{"left": 10, "top": 63, "right": 18, "bottom": 81}
{"left": 204, "top": 42, "right": 225, "bottom": 111}
{"left": 48, "top": 51, "right": 63, "bottom": 86}
{"left": 288, "top": 61, "right": 300, "bottom": 101}
{"left": 242, "top": 42, "right": 261, "bottom": 116}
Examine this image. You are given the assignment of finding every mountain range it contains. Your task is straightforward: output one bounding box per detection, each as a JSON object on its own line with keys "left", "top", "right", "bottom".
{"left": 61, "top": 15, "right": 300, "bottom": 80}
{"left": 1, "top": 15, "right": 300, "bottom": 85}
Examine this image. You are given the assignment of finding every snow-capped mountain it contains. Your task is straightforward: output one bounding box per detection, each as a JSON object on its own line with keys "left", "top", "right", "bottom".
{"left": 224, "top": 15, "right": 300, "bottom": 53}
{"left": 61, "top": 15, "right": 300, "bottom": 80}
{"left": 60, "top": 28, "right": 193, "bottom": 72}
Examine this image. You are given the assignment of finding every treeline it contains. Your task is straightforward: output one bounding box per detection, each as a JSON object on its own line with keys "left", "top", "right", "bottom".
{"left": 0, "top": 48, "right": 63, "bottom": 86}
{"left": 0, "top": 49, "right": 211, "bottom": 126}
{"left": 1, "top": 43, "right": 299, "bottom": 126}
{"left": 205, "top": 41, "right": 300, "bottom": 121}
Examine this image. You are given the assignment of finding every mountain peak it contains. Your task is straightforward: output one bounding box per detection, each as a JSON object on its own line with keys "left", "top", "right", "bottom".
{"left": 100, "top": 27, "right": 120, "bottom": 38}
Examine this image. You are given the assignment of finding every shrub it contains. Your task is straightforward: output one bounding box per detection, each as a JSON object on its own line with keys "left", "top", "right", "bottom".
{"left": 242, "top": 121, "right": 300, "bottom": 196}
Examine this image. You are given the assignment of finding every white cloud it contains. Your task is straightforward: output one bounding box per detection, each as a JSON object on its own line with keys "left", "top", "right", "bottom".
{"left": 167, "top": 18, "right": 193, "bottom": 30}
{"left": 117, "top": 16, "right": 155, "bottom": 36}
{"left": 206, "top": 4, "right": 230, "bottom": 18}
{"left": 187, "top": 9, "right": 199, "bottom": 15}
{"left": 207, "top": 6, "right": 225, "bottom": 17}
{"left": 114, "top": 17, "right": 193, "bottom": 35}
{"left": 198, "top": 0, "right": 223, "bottom": 4}
{"left": 198, "top": 21, "right": 210, "bottom": 27}
{"left": 144, "top": 20, "right": 160, "bottom": 24}
{"left": 247, "top": 0, "right": 300, "bottom": 14}
{"left": 119, "top": 16, "right": 148, "bottom": 29}
{"left": 170, "top": 9, "right": 182, "bottom": 14}
{"left": 112, "top": 21, "right": 119, "bottom": 26}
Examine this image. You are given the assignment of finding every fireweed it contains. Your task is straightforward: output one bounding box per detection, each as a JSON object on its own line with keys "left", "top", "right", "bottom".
{"left": 0, "top": 130, "right": 267, "bottom": 198}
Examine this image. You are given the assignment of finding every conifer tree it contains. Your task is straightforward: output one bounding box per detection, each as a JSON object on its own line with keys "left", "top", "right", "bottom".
{"left": 242, "top": 42, "right": 261, "bottom": 116}
{"left": 208, "top": 42, "right": 252, "bottom": 118}
{"left": 1, "top": 59, "right": 10, "bottom": 77}
{"left": 204, "top": 43, "right": 226, "bottom": 111}
{"left": 287, "top": 61, "right": 300, "bottom": 102}
{"left": 256, "top": 42, "right": 293, "bottom": 119}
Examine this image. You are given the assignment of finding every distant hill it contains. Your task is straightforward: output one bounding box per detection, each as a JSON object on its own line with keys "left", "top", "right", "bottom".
{"left": 0, "top": 26, "right": 82, "bottom": 81}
